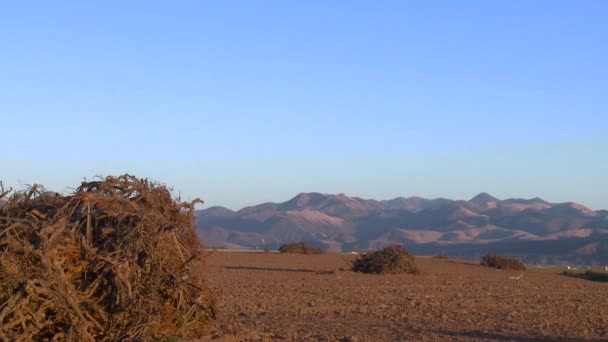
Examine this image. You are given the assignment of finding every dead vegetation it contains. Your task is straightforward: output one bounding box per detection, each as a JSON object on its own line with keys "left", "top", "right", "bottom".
{"left": 278, "top": 242, "right": 323, "bottom": 255}
{"left": 0, "top": 175, "right": 215, "bottom": 341}
{"left": 352, "top": 245, "right": 420, "bottom": 275}
{"left": 480, "top": 254, "right": 526, "bottom": 271}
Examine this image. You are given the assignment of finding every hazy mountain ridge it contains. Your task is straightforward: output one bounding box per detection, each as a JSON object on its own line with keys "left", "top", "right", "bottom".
{"left": 196, "top": 192, "right": 608, "bottom": 263}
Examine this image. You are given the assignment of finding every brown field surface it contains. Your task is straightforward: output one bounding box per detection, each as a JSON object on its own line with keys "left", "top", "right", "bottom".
{"left": 200, "top": 252, "right": 607, "bottom": 341}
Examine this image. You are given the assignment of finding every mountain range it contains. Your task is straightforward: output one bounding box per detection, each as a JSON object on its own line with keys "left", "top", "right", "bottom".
{"left": 196, "top": 192, "right": 608, "bottom": 264}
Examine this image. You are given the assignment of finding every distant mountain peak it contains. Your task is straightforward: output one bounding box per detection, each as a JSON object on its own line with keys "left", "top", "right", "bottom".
{"left": 469, "top": 192, "right": 499, "bottom": 204}
{"left": 196, "top": 192, "right": 608, "bottom": 263}
{"left": 200, "top": 206, "right": 235, "bottom": 217}
{"left": 289, "top": 192, "right": 325, "bottom": 204}
{"left": 281, "top": 192, "right": 345, "bottom": 211}
{"left": 560, "top": 202, "right": 598, "bottom": 217}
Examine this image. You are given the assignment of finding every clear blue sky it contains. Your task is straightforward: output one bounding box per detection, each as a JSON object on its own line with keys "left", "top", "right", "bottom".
{"left": 1, "top": 1, "right": 607, "bottom": 209}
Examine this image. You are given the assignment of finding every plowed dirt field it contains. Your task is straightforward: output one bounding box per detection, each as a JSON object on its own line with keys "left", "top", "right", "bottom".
{"left": 200, "top": 252, "right": 607, "bottom": 341}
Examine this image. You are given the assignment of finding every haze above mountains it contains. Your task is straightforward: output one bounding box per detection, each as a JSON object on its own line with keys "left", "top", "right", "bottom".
{"left": 196, "top": 192, "right": 608, "bottom": 263}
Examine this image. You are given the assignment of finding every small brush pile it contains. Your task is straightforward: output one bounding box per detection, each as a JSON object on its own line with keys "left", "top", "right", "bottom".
{"left": 0, "top": 175, "right": 215, "bottom": 341}
{"left": 352, "top": 245, "right": 420, "bottom": 275}
{"left": 480, "top": 254, "right": 526, "bottom": 271}
{"left": 278, "top": 241, "right": 323, "bottom": 255}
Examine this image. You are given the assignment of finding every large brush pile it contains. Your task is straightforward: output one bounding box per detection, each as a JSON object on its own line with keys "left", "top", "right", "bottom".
{"left": 0, "top": 175, "right": 215, "bottom": 341}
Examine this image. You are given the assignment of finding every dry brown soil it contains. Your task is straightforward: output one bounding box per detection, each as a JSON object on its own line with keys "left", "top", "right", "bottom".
{"left": 198, "top": 252, "right": 608, "bottom": 342}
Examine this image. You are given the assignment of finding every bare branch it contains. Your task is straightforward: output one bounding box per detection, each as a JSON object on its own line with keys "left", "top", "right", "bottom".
{"left": 0, "top": 181, "right": 12, "bottom": 199}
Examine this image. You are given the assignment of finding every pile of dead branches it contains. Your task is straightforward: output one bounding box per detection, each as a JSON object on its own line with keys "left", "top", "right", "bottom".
{"left": 480, "top": 254, "right": 526, "bottom": 271}
{"left": 0, "top": 175, "right": 215, "bottom": 341}
{"left": 278, "top": 241, "right": 323, "bottom": 255}
{"left": 352, "top": 245, "right": 420, "bottom": 275}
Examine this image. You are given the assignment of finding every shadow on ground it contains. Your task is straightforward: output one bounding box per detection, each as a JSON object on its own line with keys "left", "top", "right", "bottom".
{"left": 426, "top": 328, "right": 606, "bottom": 342}
{"left": 223, "top": 266, "right": 335, "bottom": 274}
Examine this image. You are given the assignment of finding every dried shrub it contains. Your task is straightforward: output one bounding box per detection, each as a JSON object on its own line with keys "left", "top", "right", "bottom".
{"left": 0, "top": 175, "right": 215, "bottom": 341}
{"left": 480, "top": 254, "right": 526, "bottom": 271}
{"left": 278, "top": 241, "right": 323, "bottom": 255}
{"left": 352, "top": 245, "right": 420, "bottom": 275}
